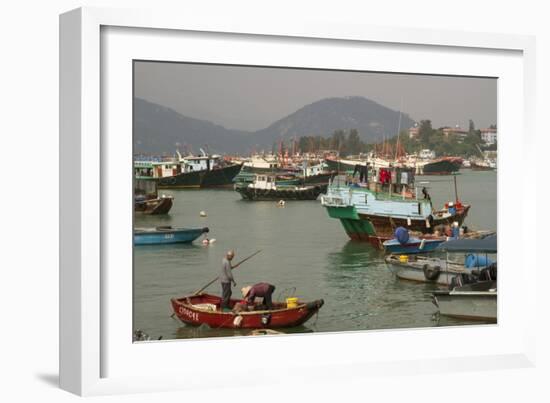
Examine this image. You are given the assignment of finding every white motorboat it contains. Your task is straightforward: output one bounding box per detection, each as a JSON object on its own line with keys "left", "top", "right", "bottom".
{"left": 431, "top": 235, "right": 497, "bottom": 321}
{"left": 432, "top": 280, "right": 497, "bottom": 321}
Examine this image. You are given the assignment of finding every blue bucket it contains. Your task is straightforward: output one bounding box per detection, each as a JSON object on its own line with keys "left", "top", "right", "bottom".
{"left": 394, "top": 227, "right": 409, "bottom": 244}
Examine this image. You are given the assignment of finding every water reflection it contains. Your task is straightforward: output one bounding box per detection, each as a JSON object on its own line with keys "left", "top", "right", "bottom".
{"left": 328, "top": 241, "right": 384, "bottom": 267}
{"left": 134, "top": 171, "right": 497, "bottom": 340}
{"left": 324, "top": 241, "right": 384, "bottom": 287}
{"left": 322, "top": 241, "right": 447, "bottom": 331}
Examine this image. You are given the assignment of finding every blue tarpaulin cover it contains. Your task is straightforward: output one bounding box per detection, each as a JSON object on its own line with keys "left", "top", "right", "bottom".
{"left": 435, "top": 234, "right": 497, "bottom": 253}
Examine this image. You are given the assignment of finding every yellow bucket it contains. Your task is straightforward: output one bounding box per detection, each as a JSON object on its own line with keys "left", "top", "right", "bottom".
{"left": 399, "top": 255, "right": 408, "bottom": 263}
{"left": 286, "top": 297, "right": 299, "bottom": 308}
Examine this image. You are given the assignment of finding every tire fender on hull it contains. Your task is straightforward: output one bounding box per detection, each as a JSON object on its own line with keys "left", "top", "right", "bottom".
{"left": 423, "top": 264, "right": 441, "bottom": 281}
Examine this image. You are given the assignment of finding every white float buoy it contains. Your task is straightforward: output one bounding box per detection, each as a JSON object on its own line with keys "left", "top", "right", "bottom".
{"left": 277, "top": 200, "right": 285, "bottom": 207}
{"left": 202, "top": 237, "right": 216, "bottom": 246}
{"left": 200, "top": 210, "right": 207, "bottom": 217}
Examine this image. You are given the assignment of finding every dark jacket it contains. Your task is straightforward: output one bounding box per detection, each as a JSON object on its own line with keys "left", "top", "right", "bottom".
{"left": 244, "top": 282, "right": 274, "bottom": 303}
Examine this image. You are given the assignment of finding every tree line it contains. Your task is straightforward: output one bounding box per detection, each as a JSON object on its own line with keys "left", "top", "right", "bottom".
{"left": 275, "top": 120, "right": 495, "bottom": 158}
{"left": 296, "top": 129, "right": 368, "bottom": 155}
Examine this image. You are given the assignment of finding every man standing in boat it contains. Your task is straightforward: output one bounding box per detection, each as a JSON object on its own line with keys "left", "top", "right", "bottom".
{"left": 220, "top": 250, "right": 237, "bottom": 311}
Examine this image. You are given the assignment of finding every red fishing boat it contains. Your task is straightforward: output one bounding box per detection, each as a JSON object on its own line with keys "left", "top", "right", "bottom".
{"left": 171, "top": 293, "right": 324, "bottom": 329}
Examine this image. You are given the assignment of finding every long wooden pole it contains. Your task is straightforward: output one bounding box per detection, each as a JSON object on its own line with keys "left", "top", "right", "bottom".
{"left": 193, "top": 250, "right": 262, "bottom": 295}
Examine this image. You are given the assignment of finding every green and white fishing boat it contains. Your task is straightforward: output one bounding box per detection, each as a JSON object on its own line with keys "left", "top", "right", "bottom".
{"left": 320, "top": 167, "right": 470, "bottom": 248}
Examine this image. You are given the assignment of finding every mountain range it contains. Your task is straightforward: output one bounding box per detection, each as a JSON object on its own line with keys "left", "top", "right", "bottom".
{"left": 133, "top": 96, "right": 415, "bottom": 154}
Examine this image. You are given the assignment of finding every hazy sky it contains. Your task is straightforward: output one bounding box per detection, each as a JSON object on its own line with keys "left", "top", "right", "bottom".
{"left": 134, "top": 61, "right": 497, "bottom": 132}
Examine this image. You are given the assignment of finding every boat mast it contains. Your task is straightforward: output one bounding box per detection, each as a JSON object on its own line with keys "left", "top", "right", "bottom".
{"left": 337, "top": 137, "right": 341, "bottom": 186}
{"left": 453, "top": 173, "right": 459, "bottom": 203}
{"left": 394, "top": 96, "right": 404, "bottom": 162}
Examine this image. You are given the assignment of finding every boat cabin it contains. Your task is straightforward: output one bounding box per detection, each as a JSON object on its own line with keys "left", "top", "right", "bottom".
{"left": 251, "top": 174, "right": 277, "bottom": 190}
{"left": 154, "top": 162, "right": 180, "bottom": 177}
{"left": 180, "top": 155, "right": 222, "bottom": 173}
{"left": 343, "top": 164, "right": 416, "bottom": 196}
{"left": 134, "top": 159, "right": 180, "bottom": 179}
{"left": 303, "top": 162, "right": 328, "bottom": 177}
{"left": 134, "top": 161, "right": 155, "bottom": 179}
{"left": 419, "top": 149, "right": 436, "bottom": 159}
{"left": 244, "top": 155, "right": 280, "bottom": 170}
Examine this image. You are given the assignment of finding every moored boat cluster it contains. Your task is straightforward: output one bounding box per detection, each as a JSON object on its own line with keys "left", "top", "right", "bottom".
{"left": 133, "top": 147, "right": 496, "bottom": 338}
{"left": 321, "top": 162, "right": 497, "bottom": 321}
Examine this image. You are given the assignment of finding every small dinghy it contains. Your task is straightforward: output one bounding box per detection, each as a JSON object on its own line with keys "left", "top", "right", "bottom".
{"left": 134, "top": 194, "right": 174, "bottom": 215}
{"left": 171, "top": 293, "right": 324, "bottom": 329}
{"left": 134, "top": 226, "right": 209, "bottom": 245}
{"left": 382, "top": 226, "right": 447, "bottom": 254}
{"left": 385, "top": 254, "right": 474, "bottom": 285}
{"left": 383, "top": 227, "right": 495, "bottom": 255}
{"left": 382, "top": 236, "right": 446, "bottom": 254}
{"left": 134, "top": 179, "right": 173, "bottom": 215}
{"left": 432, "top": 280, "right": 497, "bottom": 321}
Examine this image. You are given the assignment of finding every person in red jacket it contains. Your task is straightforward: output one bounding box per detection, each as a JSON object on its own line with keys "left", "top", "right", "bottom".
{"left": 241, "top": 283, "right": 276, "bottom": 310}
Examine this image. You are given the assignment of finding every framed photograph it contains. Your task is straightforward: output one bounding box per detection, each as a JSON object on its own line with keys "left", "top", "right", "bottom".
{"left": 60, "top": 7, "right": 536, "bottom": 396}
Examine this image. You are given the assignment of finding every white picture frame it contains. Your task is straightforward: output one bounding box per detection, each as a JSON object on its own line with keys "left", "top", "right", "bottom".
{"left": 60, "top": 6, "right": 537, "bottom": 396}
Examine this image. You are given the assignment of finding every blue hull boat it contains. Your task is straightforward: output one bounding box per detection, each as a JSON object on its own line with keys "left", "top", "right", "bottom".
{"left": 134, "top": 226, "right": 209, "bottom": 245}
{"left": 383, "top": 237, "right": 446, "bottom": 254}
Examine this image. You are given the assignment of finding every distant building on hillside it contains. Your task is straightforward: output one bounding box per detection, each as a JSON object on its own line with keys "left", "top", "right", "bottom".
{"left": 480, "top": 128, "right": 497, "bottom": 145}
{"left": 409, "top": 123, "right": 470, "bottom": 140}
{"left": 408, "top": 126, "right": 419, "bottom": 139}
{"left": 441, "top": 126, "right": 468, "bottom": 139}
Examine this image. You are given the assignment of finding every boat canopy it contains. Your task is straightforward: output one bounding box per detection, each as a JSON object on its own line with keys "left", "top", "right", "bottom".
{"left": 435, "top": 234, "right": 496, "bottom": 253}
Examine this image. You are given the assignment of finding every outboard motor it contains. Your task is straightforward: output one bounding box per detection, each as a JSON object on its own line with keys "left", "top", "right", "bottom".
{"left": 449, "top": 272, "right": 478, "bottom": 290}
{"left": 479, "top": 263, "right": 497, "bottom": 281}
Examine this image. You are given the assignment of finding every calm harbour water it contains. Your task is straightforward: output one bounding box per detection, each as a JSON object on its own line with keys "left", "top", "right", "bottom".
{"left": 133, "top": 169, "right": 497, "bottom": 340}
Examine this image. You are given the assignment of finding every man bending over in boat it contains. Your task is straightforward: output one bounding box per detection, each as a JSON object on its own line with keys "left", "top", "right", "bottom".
{"left": 220, "top": 250, "right": 237, "bottom": 311}
{"left": 241, "top": 283, "right": 276, "bottom": 310}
